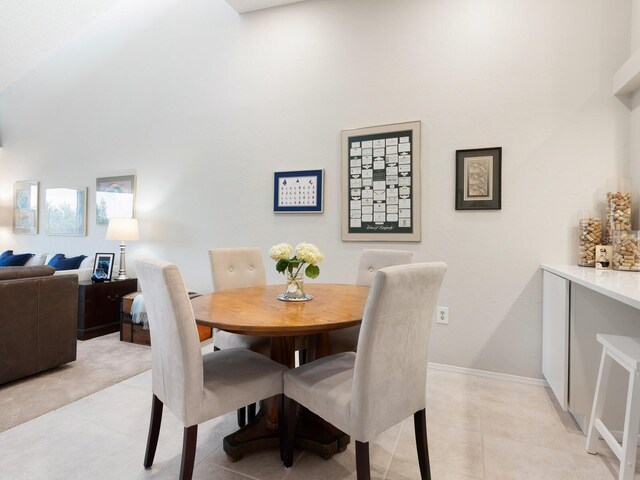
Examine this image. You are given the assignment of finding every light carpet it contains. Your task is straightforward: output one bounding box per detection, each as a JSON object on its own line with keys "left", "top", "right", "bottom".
{"left": 0, "top": 333, "right": 152, "bottom": 432}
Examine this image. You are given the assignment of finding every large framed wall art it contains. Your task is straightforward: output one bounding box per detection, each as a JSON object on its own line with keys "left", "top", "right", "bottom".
{"left": 13, "top": 180, "right": 39, "bottom": 235}
{"left": 341, "top": 121, "right": 421, "bottom": 242}
{"left": 45, "top": 187, "right": 87, "bottom": 236}
{"left": 455, "top": 147, "right": 502, "bottom": 210}
{"left": 96, "top": 175, "right": 136, "bottom": 225}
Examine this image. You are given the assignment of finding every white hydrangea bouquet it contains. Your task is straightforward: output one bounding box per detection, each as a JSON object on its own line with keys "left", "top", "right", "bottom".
{"left": 269, "top": 242, "right": 324, "bottom": 300}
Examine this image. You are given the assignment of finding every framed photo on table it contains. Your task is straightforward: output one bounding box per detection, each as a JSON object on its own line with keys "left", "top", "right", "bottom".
{"left": 93, "top": 253, "right": 115, "bottom": 281}
{"left": 13, "top": 180, "right": 39, "bottom": 235}
{"left": 455, "top": 147, "right": 502, "bottom": 210}
{"left": 341, "top": 121, "right": 421, "bottom": 242}
{"left": 274, "top": 170, "right": 324, "bottom": 213}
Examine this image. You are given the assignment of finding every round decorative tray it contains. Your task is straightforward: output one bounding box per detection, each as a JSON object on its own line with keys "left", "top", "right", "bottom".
{"left": 276, "top": 293, "right": 314, "bottom": 302}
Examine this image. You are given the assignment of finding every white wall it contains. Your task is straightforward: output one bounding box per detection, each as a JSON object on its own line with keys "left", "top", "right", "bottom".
{"left": 0, "top": 0, "right": 631, "bottom": 378}
{"left": 631, "top": 0, "right": 640, "bottom": 228}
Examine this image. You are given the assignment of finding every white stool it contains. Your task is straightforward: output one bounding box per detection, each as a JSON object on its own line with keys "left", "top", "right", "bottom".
{"left": 586, "top": 334, "right": 640, "bottom": 480}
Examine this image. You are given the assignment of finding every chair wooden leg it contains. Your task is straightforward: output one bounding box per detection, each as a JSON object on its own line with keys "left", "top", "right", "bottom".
{"left": 237, "top": 407, "right": 247, "bottom": 427}
{"left": 144, "top": 395, "right": 163, "bottom": 469}
{"left": 281, "top": 395, "right": 297, "bottom": 468}
{"left": 355, "top": 441, "right": 371, "bottom": 480}
{"left": 414, "top": 409, "right": 431, "bottom": 480}
{"left": 179, "top": 425, "right": 198, "bottom": 480}
{"left": 247, "top": 403, "right": 257, "bottom": 422}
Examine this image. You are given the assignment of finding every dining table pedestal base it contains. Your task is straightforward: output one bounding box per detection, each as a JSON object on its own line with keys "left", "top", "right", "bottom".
{"left": 223, "top": 401, "right": 349, "bottom": 462}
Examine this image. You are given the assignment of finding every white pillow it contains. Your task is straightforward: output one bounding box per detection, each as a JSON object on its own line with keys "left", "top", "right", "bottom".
{"left": 54, "top": 268, "right": 92, "bottom": 282}
{"left": 80, "top": 256, "right": 94, "bottom": 269}
{"left": 24, "top": 253, "right": 47, "bottom": 266}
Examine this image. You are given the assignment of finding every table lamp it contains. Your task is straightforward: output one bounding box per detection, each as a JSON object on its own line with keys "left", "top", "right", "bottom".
{"left": 106, "top": 218, "right": 139, "bottom": 280}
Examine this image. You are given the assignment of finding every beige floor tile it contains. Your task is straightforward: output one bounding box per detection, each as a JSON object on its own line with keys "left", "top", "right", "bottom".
{"left": 483, "top": 433, "right": 580, "bottom": 480}
{"left": 572, "top": 448, "right": 640, "bottom": 480}
{"left": 475, "top": 377, "right": 584, "bottom": 456}
{"left": 121, "top": 370, "right": 153, "bottom": 390}
{"left": 0, "top": 411, "right": 85, "bottom": 465}
{"left": 393, "top": 415, "right": 483, "bottom": 479}
{"left": 8, "top": 366, "right": 630, "bottom": 479}
{"left": 205, "top": 445, "right": 292, "bottom": 480}
{"left": 67, "top": 439, "right": 180, "bottom": 480}
{"left": 426, "top": 369, "right": 482, "bottom": 432}
{"left": 54, "top": 382, "right": 150, "bottom": 423}
{"left": 192, "top": 462, "right": 257, "bottom": 480}
{"left": 0, "top": 467, "right": 25, "bottom": 480}
{"left": 285, "top": 444, "right": 387, "bottom": 480}
{"left": 0, "top": 414, "right": 138, "bottom": 480}
{"left": 387, "top": 457, "right": 482, "bottom": 480}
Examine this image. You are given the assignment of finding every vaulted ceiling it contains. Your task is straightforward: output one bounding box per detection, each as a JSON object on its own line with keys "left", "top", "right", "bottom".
{"left": 0, "top": 0, "right": 308, "bottom": 93}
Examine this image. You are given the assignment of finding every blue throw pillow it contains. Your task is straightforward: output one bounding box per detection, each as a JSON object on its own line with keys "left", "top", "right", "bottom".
{"left": 0, "top": 251, "right": 34, "bottom": 267}
{"left": 47, "top": 254, "right": 87, "bottom": 271}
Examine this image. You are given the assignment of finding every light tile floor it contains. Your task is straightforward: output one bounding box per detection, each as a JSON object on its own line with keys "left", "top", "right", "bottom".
{"left": 0, "top": 367, "right": 636, "bottom": 480}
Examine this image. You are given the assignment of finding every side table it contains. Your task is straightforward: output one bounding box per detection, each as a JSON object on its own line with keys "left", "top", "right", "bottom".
{"left": 77, "top": 278, "right": 138, "bottom": 340}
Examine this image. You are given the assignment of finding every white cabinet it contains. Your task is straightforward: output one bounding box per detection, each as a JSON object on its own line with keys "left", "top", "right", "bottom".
{"left": 542, "top": 265, "right": 640, "bottom": 433}
{"left": 542, "top": 270, "right": 570, "bottom": 410}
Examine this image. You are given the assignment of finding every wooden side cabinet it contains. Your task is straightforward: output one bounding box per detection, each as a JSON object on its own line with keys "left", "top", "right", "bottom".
{"left": 77, "top": 279, "right": 138, "bottom": 340}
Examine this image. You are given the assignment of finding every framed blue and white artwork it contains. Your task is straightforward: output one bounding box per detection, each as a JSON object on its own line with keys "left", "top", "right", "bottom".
{"left": 273, "top": 169, "right": 324, "bottom": 213}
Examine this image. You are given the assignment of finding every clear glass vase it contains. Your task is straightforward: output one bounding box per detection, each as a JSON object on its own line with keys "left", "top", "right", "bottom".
{"left": 284, "top": 270, "right": 305, "bottom": 299}
{"left": 578, "top": 209, "right": 602, "bottom": 267}
{"left": 605, "top": 178, "right": 632, "bottom": 245}
{"left": 612, "top": 230, "right": 640, "bottom": 271}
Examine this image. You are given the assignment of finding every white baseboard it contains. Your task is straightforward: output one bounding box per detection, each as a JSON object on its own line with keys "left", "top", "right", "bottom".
{"left": 427, "top": 362, "right": 548, "bottom": 387}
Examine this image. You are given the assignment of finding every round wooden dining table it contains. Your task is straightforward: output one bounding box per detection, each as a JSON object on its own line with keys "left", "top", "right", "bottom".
{"left": 191, "top": 283, "right": 369, "bottom": 462}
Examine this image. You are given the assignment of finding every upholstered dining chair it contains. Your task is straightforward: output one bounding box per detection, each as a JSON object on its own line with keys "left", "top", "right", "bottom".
{"left": 136, "top": 259, "right": 286, "bottom": 480}
{"left": 328, "top": 249, "right": 414, "bottom": 354}
{"left": 209, "top": 247, "right": 272, "bottom": 426}
{"left": 208, "top": 247, "right": 270, "bottom": 354}
{"left": 282, "top": 262, "right": 447, "bottom": 480}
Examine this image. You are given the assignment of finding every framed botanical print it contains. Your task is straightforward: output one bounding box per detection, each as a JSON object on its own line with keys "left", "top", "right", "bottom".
{"left": 45, "top": 187, "right": 87, "bottom": 236}
{"left": 96, "top": 175, "right": 136, "bottom": 225}
{"left": 341, "top": 121, "right": 421, "bottom": 242}
{"left": 13, "top": 180, "right": 39, "bottom": 235}
{"left": 455, "top": 147, "right": 502, "bottom": 210}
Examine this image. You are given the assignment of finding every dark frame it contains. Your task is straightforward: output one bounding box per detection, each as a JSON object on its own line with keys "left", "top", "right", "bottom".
{"left": 273, "top": 169, "right": 324, "bottom": 213}
{"left": 455, "top": 147, "right": 502, "bottom": 210}
{"left": 92, "top": 253, "right": 115, "bottom": 281}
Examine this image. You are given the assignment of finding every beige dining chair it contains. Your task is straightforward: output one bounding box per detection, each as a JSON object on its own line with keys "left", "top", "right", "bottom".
{"left": 282, "top": 262, "right": 447, "bottom": 480}
{"left": 328, "top": 249, "right": 414, "bottom": 354}
{"left": 208, "top": 247, "right": 270, "bottom": 354}
{"left": 209, "top": 247, "right": 272, "bottom": 426}
{"left": 136, "top": 259, "right": 286, "bottom": 480}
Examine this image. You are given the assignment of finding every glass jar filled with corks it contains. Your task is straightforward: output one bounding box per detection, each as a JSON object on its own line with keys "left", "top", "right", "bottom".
{"left": 605, "top": 178, "right": 632, "bottom": 245}
{"left": 612, "top": 231, "right": 640, "bottom": 271}
{"left": 579, "top": 210, "right": 603, "bottom": 267}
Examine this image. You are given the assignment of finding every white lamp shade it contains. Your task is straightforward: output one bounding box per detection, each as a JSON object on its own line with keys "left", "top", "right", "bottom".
{"left": 106, "top": 218, "right": 140, "bottom": 241}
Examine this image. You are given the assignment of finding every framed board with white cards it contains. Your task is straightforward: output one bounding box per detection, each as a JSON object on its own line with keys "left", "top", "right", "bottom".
{"left": 341, "top": 121, "right": 421, "bottom": 241}
{"left": 274, "top": 169, "right": 324, "bottom": 213}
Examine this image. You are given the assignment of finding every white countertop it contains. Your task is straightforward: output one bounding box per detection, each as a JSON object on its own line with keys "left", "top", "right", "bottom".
{"left": 541, "top": 264, "right": 640, "bottom": 311}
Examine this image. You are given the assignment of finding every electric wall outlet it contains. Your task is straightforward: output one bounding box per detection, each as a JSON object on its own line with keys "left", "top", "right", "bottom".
{"left": 436, "top": 306, "right": 449, "bottom": 325}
